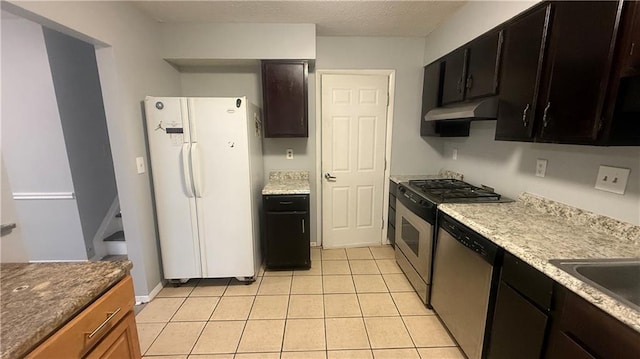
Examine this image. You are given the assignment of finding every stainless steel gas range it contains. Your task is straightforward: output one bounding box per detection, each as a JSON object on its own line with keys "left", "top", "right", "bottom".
{"left": 394, "top": 179, "right": 510, "bottom": 306}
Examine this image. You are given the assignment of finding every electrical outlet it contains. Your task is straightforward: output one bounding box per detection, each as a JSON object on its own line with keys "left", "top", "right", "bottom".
{"left": 286, "top": 149, "right": 294, "bottom": 160}
{"left": 535, "top": 159, "right": 547, "bottom": 177}
{"left": 452, "top": 148, "right": 458, "bottom": 160}
{"left": 595, "top": 165, "right": 630, "bottom": 194}
{"left": 136, "top": 157, "right": 146, "bottom": 174}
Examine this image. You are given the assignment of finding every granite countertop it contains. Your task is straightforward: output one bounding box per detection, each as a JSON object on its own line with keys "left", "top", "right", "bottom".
{"left": 390, "top": 170, "right": 464, "bottom": 184}
{"left": 438, "top": 193, "right": 639, "bottom": 332}
{"left": 262, "top": 170, "right": 310, "bottom": 195}
{"left": 0, "top": 260, "right": 132, "bottom": 359}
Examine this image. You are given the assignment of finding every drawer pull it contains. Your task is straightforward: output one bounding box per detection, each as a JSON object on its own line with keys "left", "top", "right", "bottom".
{"left": 87, "top": 307, "right": 121, "bottom": 339}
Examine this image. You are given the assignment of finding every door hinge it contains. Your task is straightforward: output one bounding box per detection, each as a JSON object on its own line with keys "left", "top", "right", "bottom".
{"left": 387, "top": 93, "right": 390, "bottom": 107}
{"left": 382, "top": 218, "right": 385, "bottom": 229}
{"left": 384, "top": 159, "right": 387, "bottom": 171}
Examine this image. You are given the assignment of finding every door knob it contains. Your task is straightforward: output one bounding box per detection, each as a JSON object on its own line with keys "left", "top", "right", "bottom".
{"left": 325, "top": 173, "right": 337, "bottom": 181}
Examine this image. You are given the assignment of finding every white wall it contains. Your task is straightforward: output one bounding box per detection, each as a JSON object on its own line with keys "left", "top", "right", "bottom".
{"left": 423, "top": 1, "right": 640, "bottom": 225}
{"left": 423, "top": 1, "right": 539, "bottom": 65}
{"left": 43, "top": 26, "right": 119, "bottom": 259}
{"left": 1, "top": 14, "right": 87, "bottom": 261}
{"left": 0, "top": 159, "right": 29, "bottom": 263}
{"left": 161, "top": 23, "right": 316, "bottom": 61}
{"left": 6, "top": 1, "right": 182, "bottom": 297}
{"left": 180, "top": 66, "right": 262, "bottom": 107}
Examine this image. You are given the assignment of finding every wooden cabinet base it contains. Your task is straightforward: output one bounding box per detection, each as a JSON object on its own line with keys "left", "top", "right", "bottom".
{"left": 86, "top": 312, "right": 141, "bottom": 359}
{"left": 26, "top": 275, "right": 140, "bottom": 359}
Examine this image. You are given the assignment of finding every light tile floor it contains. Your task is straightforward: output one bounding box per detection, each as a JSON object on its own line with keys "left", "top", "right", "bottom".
{"left": 136, "top": 246, "right": 464, "bottom": 359}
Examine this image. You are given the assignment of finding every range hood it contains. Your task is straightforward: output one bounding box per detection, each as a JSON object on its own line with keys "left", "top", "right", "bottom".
{"left": 422, "top": 97, "right": 498, "bottom": 137}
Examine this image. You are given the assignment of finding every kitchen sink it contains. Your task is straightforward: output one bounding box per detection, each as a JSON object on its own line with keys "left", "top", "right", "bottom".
{"left": 549, "top": 258, "right": 640, "bottom": 311}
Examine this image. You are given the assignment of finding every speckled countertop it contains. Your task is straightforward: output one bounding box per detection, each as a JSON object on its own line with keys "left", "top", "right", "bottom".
{"left": 0, "top": 260, "right": 132, "bottom": 359}
{"left": 438, "top": 193, "right": 639, "bottom": 332}
{"left": 262, "top": 170, "right": 310, "bottom": 195}
{"left": 390, "top": 170, "right": 464, "bottom": 184}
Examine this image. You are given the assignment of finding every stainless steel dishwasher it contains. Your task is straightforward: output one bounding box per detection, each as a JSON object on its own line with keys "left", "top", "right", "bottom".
{"left": 431, "top": 213, "right": 501, "bottom": 359}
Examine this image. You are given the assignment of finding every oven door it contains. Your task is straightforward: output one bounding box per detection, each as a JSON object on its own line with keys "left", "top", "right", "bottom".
{"left": 395, "top": 201, "right": 432, "bottom": 282}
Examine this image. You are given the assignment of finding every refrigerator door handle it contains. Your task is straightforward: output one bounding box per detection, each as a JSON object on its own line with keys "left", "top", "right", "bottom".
{"left": 191, "top": 142, "right": 203, "bottom": 198}
{"left": 182, "top": 143, "right": 195, "bottom": 198}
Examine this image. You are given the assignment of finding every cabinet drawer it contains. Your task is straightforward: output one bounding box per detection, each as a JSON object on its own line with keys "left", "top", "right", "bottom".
{"left": 389, "top": 180, "right": 398, "bottom": 196}
{"left": 501, "top": 251, "right": 553, "bottom": 310}
{"left": 556, "top": 290, "right": 640, "bottom": 359}
{"left": 26, "top": 275, "right": 135, "bottom": 358}
{"left": 85, "top": 311, "right": 141, "bottom": 359}
{"left": 264, "top": 195, "right": 309, "bottom": 212}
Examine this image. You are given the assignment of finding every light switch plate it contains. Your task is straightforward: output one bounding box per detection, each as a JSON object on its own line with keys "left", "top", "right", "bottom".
{"left": 136, "top": 157, "right": 146, "bottom": 174}
{"left": 595, "top": 165, "right": 630, "bottom": 194}
{"left": 286, "top": 149, "right": 294, "bottom": 160}
{"left": 536, "top": 159, "right": 547, "bottom": 177}
{"left": 452, "top": 148, "right": 458, "bottom": 160}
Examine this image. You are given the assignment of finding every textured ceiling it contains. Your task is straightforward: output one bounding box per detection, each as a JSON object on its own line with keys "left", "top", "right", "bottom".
{"left": 131, "top": 0, "right": 467, "bottom": 37}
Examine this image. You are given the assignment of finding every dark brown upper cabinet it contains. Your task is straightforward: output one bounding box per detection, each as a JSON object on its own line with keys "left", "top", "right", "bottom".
{"left": 495, "top": 5, "right": 551, "bottom": 141}
{"left": 441, "top": 48, "right": 467, "bottom": 105}
{"left": 420, "top": 60, "right": 445, "bottom": 136}
{"left": 600, "top": 0, "right": 640, "bottom": 145}
{"left": 441, "top": 31, "right": 503, "bottom": 106}
{"left": 261, "top": 60, "right": 308, "bottom": 138}
{"left": 536, "top": 1, "right": 623, "bottom": 144}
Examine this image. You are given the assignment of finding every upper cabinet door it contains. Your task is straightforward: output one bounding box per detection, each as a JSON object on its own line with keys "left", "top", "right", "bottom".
{"left": 465, "top": 30, "right": 503, "bottom": 100}
{"left": 441, "top": 48, "right": 467, "bottom": 105}
{"left": 262, "top": 61, "right": 309, "bottom": 138}
{"left": 495, "top": 5, "right": 551, "bottom": 141}
{"left": 621, "top": 1, "right": 640, "bottom": 76}
{"left": 537, "top": 1, "right": 622, "bottom": 143}
{"left": 420, "top": 61, "right": 444, "bottom": 136}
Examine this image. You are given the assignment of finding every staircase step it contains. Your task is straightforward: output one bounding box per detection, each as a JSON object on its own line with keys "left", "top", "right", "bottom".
{"left": 103, "top": 230, "right": 125, "bottom": 242}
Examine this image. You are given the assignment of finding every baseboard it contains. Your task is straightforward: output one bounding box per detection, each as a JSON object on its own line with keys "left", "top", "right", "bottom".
{"left": 135, "top": 280, "right": 164, "bottom": 304}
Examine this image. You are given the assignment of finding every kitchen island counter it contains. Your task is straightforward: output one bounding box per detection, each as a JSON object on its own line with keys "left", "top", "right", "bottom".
{"left": 0, "top": 260, "right": 132, "bottom": 359}
{"left": 438, "top": 193, "right": 639, "bottom": 332}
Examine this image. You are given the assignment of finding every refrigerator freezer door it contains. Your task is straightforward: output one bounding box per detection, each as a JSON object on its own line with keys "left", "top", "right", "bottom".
{"left": 188, "top": 97, "right": 256, "bottom": 278}
{"left": 144, "top": 97, "right": 202, "bottom": 279}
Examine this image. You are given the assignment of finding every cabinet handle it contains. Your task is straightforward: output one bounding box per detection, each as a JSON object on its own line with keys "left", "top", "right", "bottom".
{"left": 86, "top": 307, "right": 121, "bottom": 339}
{"left": 302, "top": 219, "right": 305, "bottom": 234}
{"left": 542, "top": 102, "right": 551, "bottom": 128}
{"left": 466, "top": 75, "right": 473, "bottom": 90}
{"left": 279, "top": 201, "right": 294, "bottom": 205}
{"left": 522, "top": 104, "right": 530, "bottom": 127}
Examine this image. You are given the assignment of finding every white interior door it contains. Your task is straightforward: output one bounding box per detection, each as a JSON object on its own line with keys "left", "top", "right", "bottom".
{"left": 321, "top": 74, "right": 389, "bottom": 248}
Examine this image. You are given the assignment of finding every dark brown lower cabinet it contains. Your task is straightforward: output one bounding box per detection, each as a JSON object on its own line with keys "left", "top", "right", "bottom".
{"left": 263, "top": 195, "right": 310, "bottom": 269}
{"left": 487, "top": 252, "right": 553, "bottom": 359}
{"left": 488, "top": 282, "right": 549, "bottom": 359}
{"left": 545, "top": 285, "right": 640, "bottom": 359}
{"left": 388, "top": 180, "right": 397, "bottom": 247}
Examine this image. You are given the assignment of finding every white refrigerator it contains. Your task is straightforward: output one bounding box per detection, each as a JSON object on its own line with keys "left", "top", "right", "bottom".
{"left": 144, "top": 96, "right": 263, "bottom": 280}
